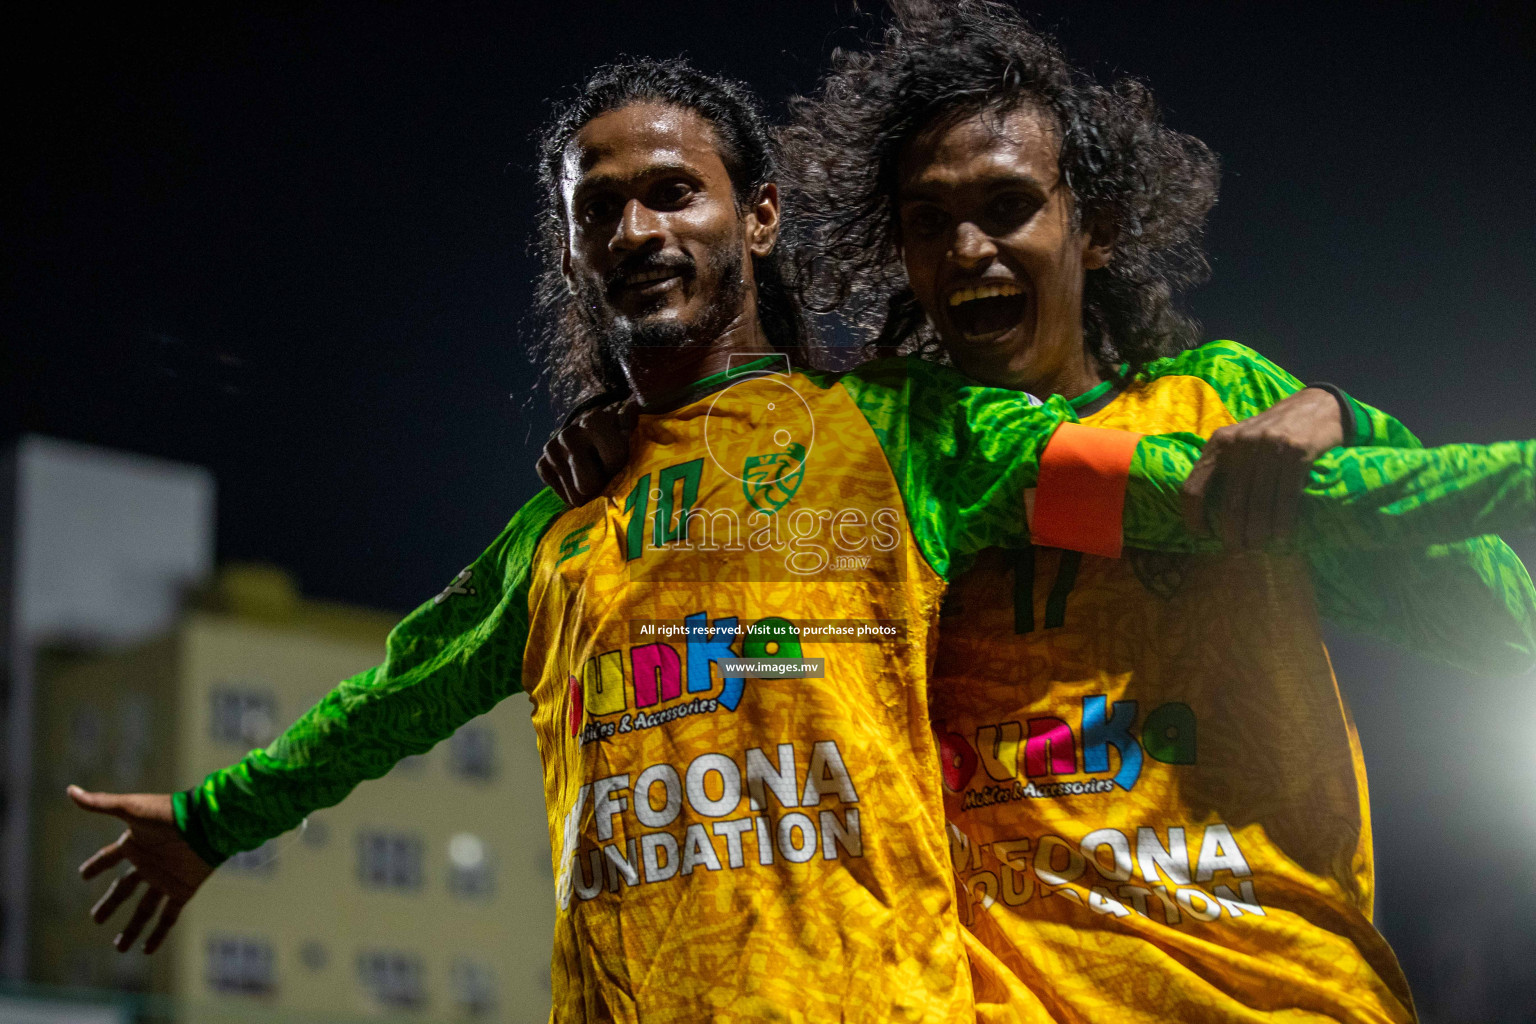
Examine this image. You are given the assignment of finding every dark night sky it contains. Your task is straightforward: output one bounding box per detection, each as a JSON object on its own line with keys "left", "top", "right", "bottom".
{"left": 5, "top": 2, "right": 1535, "bottom": 1010}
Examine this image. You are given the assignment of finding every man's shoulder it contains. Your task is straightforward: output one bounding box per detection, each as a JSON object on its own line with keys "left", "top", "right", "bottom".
{"left": 802, "top": 354, "right": 969, "bottom": 393}
{"left": 820, "top": 354, "right": 1049, "bottom": 409}
{"left": 1137, "top": 340, "right": 1302, "bottom": 418}
{"left": 491, "top": 487, "right": 575, "bottom": 574}
{"left": 510, "top": 486, "right": 571, "bottom": 535}
{"left": 1143, "top": 339, "right": 1287, "bottom": 381}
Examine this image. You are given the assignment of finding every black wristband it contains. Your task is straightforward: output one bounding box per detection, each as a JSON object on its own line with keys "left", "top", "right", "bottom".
{"left": 1305, "top": 382, "right": 1356, "bottom": 445}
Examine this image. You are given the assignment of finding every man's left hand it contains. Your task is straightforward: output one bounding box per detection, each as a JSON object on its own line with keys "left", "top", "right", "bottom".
{"left": 1181, "top": 387, "right": 1346, "bottom": 549}
{"left": 536, "top": 398, "right": 638, "bottom": 507}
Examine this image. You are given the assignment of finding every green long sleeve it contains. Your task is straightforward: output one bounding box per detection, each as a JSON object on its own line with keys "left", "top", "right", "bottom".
{"left": 834, "top": 355, "right": 1536, "bottom": 647}
{"left": 1139, "top": 341, "right": 1536, "bottom": 675}
{"left": 1310, "top": 537, "right": 1536, "bottom": 674}
{"left": 825, "top": 356, "right": 1071, "bottom": 580}
{"left": 173, "top": 489, "right": 567, "bottom": 865}
{"left": 1126, "top": 435, "right": 1536, "bottom": 555}
{"left": 1307, "top": 397, "right": 1536, "bottom": 674}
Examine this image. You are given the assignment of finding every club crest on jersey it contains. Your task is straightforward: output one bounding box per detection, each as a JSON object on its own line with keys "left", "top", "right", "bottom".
{"left": 742, "top": 441, "right": 806, "bottom": 515}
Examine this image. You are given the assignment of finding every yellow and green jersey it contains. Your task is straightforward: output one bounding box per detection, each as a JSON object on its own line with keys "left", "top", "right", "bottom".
{"left": 521, "top": 361, "right": 1005, "bottom": 1022}
{"left": 175, "top": 356, "right": 1065, "bottom": 1024}
{"left": 172, "top": 352, "right": 1536, "bottom": 1023}
{"left": 934, "top": 341, "right": 1536, "bottom": 1024}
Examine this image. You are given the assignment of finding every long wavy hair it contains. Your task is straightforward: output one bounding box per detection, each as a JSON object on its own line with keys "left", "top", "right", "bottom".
{"left": 781, "top": 1, "right": 1221, "bottom": 379}
{"left": 530, "top": 58, "right": 812, "bottom": 412}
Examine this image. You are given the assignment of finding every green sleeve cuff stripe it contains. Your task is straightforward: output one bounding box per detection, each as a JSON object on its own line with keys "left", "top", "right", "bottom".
{"left": 173, "top": 788, "right": 228, "bottom": 868}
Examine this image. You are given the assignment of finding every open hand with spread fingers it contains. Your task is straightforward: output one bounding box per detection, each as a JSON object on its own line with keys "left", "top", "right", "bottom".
{"left": 69, "top": 785, "right": 215, "bottom": 954}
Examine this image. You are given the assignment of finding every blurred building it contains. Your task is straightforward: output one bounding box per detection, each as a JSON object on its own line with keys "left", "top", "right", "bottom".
{"left": 30, "top": 563, "right": 556, "bottom": 1022}
{"left": 6, "top": 436, "right": 555, "bottom": 1021}
{"left": 2, "top": 436, "right": 215, "bottom": 984}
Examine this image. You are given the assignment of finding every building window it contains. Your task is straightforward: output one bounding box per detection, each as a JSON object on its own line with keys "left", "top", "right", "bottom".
{"left": 447, "top": 833, "right": 493, "bottom": 901}
{"left": 450, "top": 959, "right": 496, "bottom": 1017}
{"left": 358, "top": 831, "right": 424, "bottom": 890}
{"left": 210, "top": 687, "right": 277, "bottom": 747}
{"left": 358, "top": 951, "right": 425, "bottom": 1010}
{"left": 299, "top": 940, "right": 328, "bottom": 972}
{"left": 66, "top": 706, "right": 106, "bottom": 775}
{"left": 206, "top": 935, "right": 275, "bottom": 995}
{"left": 226, "top": 840, "right": 276, "bottom": 874}
{"left": 448, "top": 724, "right": 496, "bottom": 781}
{"left": 112, "top": 693, "right": 153, "bottom": 790}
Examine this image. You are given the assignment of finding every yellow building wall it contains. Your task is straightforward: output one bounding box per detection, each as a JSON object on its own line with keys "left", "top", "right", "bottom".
{"left": 169, "top": 609, "right": 556, "bottom": 1023}
{"left": 30, "top": 637, "right": 181, "bottom": 994}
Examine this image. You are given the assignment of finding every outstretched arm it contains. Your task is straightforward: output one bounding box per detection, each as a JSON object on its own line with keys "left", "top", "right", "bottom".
{"left": 178, "top": 489, "right": 565, "bottom": 864}
{"left": 71, "top": 489, "right": 567, "bottom": 953}
{"left": 1199, "top": 437, "right": 1533, "bottom": 552}
{"left": 1303, "top": 397, "right": 1536, "bottom": 675}
{"left": 836, "top": 356, "right": 1536, "bottom": 581}
{"left": 1310, "top": 536, "right": 1536, "bottom": 674}
{"left": 1033, "top": 425, "right": 1536, "bottom": 557}
{"left": 1153, "top": 341, "right": 1535, "bottom": 675}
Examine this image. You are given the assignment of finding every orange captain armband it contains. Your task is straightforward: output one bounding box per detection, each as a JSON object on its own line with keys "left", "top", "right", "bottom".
{"left": 1031, "top": 422, "right": 1144, "bottom": 559}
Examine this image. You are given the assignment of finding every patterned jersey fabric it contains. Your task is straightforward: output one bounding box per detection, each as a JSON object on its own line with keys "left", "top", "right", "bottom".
{"left": 172, "top": 350, "right": 1536, "bottom": 1022}
{"left": 935, "top": 341, "right": 1536, "bottom": 1024}
{"left": 176, "top": 356, "right": 1072, "bottom": 1024}
{"left": 523, "top": 364, "right": 1025, "bottom": 1022}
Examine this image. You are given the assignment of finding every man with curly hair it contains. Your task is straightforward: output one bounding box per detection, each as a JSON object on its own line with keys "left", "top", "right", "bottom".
{"left": 73, "top": 54, "right": 1517, "bottom": 1021}
{"left": 75, "top": 42, "right": 1536, "bottom": 1024}
{"left": 537, "top": 5, "right": 1536, "bottom": 1022}
{"left": 775, "top": 2, "right": 1534, "bottom": 1021}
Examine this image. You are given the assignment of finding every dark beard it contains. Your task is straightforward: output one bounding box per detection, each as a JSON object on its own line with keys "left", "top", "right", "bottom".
{"left": 575, "top": 243, "right": 746, "bottom": 364}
